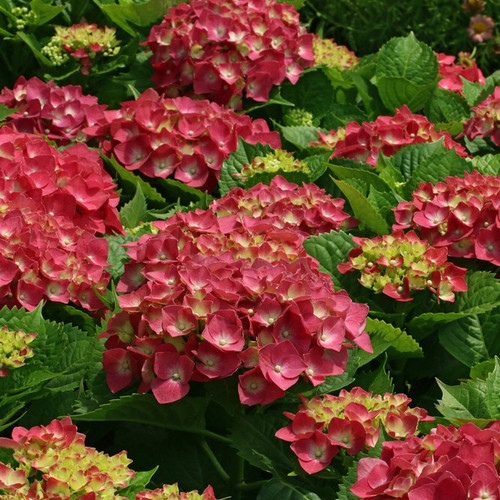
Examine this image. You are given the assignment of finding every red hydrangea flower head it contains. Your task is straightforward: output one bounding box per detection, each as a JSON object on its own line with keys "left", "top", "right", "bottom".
{"left": 276, "top": 387, "right": 433, "bottom": 474}
{"left": 393, "top": 170, "right": 500, "bottom": 266}
{"left": 0, "top": 76, "right": 108, "bottom": 145}
{"left": 338, "top": 230, "right": 468, "bottom": 302}
{"left": 436, "top": 52, "right": 485, "bottom": 95}
{"left": 0, "top": 128, "right": 123, "bottom": 311}
{"left": 462, "top": 87, "right": 500, "bottom": 147}
{"left": 0, "top": 326, "right": 37, "bottom": 377}
{"left": 310, "top": 105, "right": 468, "bottom": 165}
{"left": 88, "top": 89, "right": 281, "bottom": 191}
{"left": 101, "top": 182, "right": 370, "bottom": 405}
{"left": 145, "top": 0, "right": 314, "bottom": 108}
{"left": 351, "top": 421, "right": 500, "bottom": 499}
{"left": 0, "top": 417, "right": 134, "bottom": 498}
{"left": 312, "top": 34, "right": 358, "bottom": 70}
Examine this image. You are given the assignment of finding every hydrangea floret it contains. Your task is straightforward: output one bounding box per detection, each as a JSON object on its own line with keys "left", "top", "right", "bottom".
{"left": 393, "top": 170, "right": 500, "bottom": 266}
{"left": 0, "top": 327, "right": 36, "bottom": 377}
{"left": 87, "top": 88, "right": 281, "bottom": 191}
{"left": 42, "top": 23, "right": 120, "bottom": 75}
{"left": 309, "top": 105, "right": 468, "bottom": 165}
{"left": 239, "top": 149, "right": 310, "bottom": 178}
{"left": 351, "top": 421, "right": 500, "bottom": 499}
{"left": 0, "top": 417, "right": 134, "bottom": 499}
{"left": 275, "top": 387, "right": 433, "bottom": 474}
{"left": 283, "top": 107, "right": 315, "bottom": 127}
{"left": 312, "top": 35, "right": 358, "bottom": 70}
{"left": 0, "top": 128, "right": 123, "bottom": 311}
{"left": 145, "top": 0, "right": 314, "bottom": 108}
{"left": 101, "top": 177, "right": 369, "bottom": 406}
{"left": 462, "top": 86, "right": 500, "bottom": 146}
{"left": 436, "top": 52, "right": 485, "bottom": 95}
{"left": 136, "top": 483, "right": 216, "bottom": 499}
{"left": 337, "top": 230, "right": 468, "bottom": 302}
{"left": 0, "top": 77, "right": 107, "bottom": 145}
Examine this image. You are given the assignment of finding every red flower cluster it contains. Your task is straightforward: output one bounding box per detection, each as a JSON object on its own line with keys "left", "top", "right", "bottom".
{"left": 211, "top": 175, "right": 358, "bottom": 234}
{"left": 0, "top": 76, "right": 106, "bottom": 145}
{"left": 463, "top": 86, "right": 500, "bottom": 146}
{"left": 393, "top": 170, "right": 500, "bottom": 266}
{"left": 436, "top": 52, "right": 485, "bottom": 95}
{"left": 0, "top": 417, "right": 134, "bottom": 498}
{"left": 89, "top": 89, "right": 280, "bottom": 191}
{"left": 144, "top": 0, "right": 314, "bottom": 108}
{"left": 275, "top": 387, "right": 433, "bottom": 474}
{"left": 102, "top": 178, "right": 370, "bottom": 406}
{"left": 351, "top": 421, "right": 500, "bottom": 499}
{"left": 310, "top": 105, "right": 468, "bottom": 165}
{"left": 338, "top": 230, "right": 468, "bottom": 302}
{"left": 0, "top": 128, "right": 122, "bottom": 310}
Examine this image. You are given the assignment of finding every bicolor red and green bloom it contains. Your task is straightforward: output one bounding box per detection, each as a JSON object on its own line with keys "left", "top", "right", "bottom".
{"left": 436, "top": 52, "right": 485, "bottom": 95}
{"left": 101, "top": 178, "right": 369, "bottom": 405}
{"left": 145, "top": 0, "right": 314, "bottom": 108}
{"left": 393, "top": 170, "right": 500, "bottom": 266}
{"left": 0, "top": 326, "right": 36, "bottom": 377}
{"left": 88, "top": 88, "right": 280, "bottom": 191}
{"left": 239, "top": 149, "right": 310, "bottom": 178}
{"left": 276, "top": 387, "right": 433, "bottom": 474}
{"left": 42, "top": 23, "right": 120, "bottom": 74}
{"left": 351, "top": 421, "right": 500, "bottom": 499}
{"left": 312, "top": 35, "right": 358, "bottom": 70}
{"left": 135, "top": 483, "right": 216, "bottom": 500}
{"left": 338, "top": 230, "right": 468, "bottom": 302}
{"left": 309, "top": 105, "right": 468, "bottom": 165}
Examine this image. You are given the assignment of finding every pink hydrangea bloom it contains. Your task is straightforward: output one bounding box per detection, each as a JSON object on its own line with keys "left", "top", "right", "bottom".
{"left": 144, "top": 0, "right": 314, "bottom": 108}
{"left": 436, "top": 52, "right": 485, "bottom": 95}
{"left": 101, "top": 178, "right": 370, "bottom": 405}
{"left": 87, "top": 88, "right": 281, "bottom": 191}
{"left": 462, "top": 87, "right": 500, "bottom": 146}
{"left": 310, "top": 105, "right": 469, "bottom": 165}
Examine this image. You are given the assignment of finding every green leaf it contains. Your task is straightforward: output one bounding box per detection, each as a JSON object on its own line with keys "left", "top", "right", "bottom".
{"left": 16, "top": 31, "right": 54, "bottom": 66}
{"left": 120, "top": 183, "right": 148, "bottom": 229}
{"left": 355, "top": 356, "right": 394, "bottom": 394}
{"left": 231, "top": 412, "right": 295, "bottom": 474}
{"left": 103, "top": 154, "right": 166, "bottom": 207}
{"left": 218, "top": 138, "right": 274, "bottom": 195}
{"left": 328, "top": 163, "right": 392, "bottom": 193}
{"left": 390, "top": 140, "right": 445, "bottom": 181}
{"left": 257, "top": 479, "right": 321, "bottom": 500}
{"left": 303, "top": 230, "right": 356, "bottom": 288}
{"left": 375, "top": 33, "right": 438, "bottom": 111}
{"left": 94, "top": 0, "right": 178, "bottom": 36}
{"left": 436, "top": 378, "right": 492, "bottom": 426}
{"left": 105, "top": 233, "right": 136, "bottom": 280}
{"left": 485, "top": 358, "right": 500, "bottom": 419}
{"left": 471, "top": 154, "right": 500, "bottom": 175}
{"left": 332, "top": 178, "right": 389, "bottom": 234}
{"left": 0, "top": 104, "right": 20, "bottom": 123}
{"left": 72, "top": 393, "right": 208, "bottom": 433}
{"left": 280, "top": 69, "right": 335, "bottom": 118}
{"left": 470, "top": 359, "right": 496, "bottom": 380}
{"left": 117, "top": 467, "right": 158, "bottom": 499}
{"left": 425, "top": 88, "right": 470, "bottom": 123}
{"left": 280, "top": 126, "right": 319, "bottom": 150}
{"left": 359, "top": 318, "right": 422, "bottom": 367}
{"left": 29, "top": 0, "right": 65, "bottom": 26}
{"left": 461, "top": 78, "right": 486, "bottom": 107}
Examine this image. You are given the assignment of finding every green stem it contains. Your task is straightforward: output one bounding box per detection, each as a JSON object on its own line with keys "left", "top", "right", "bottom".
{"left": 200, "top": 439, "right": 231, "bottom": 483}
{"left": 236, "top": 479, "right": 269, "bottom": 491}
{"left": 195, "top": 428, "right": 232, "bottom": 445}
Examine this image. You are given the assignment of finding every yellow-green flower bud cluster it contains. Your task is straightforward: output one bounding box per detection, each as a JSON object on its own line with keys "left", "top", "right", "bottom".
{"left": 241, "top": 149, "right": 310, "bottom": 178}
{"left": 313, "top": 35, "right": 359, "bottom": 70}
{"left": 0, "top": 326, "right": 36, "bottom": 377}
{"left": 10, "top": 6, "right": 37, "bottom": 31}
{"left": 283, "top": 107, "right": 315, "bottom": 127}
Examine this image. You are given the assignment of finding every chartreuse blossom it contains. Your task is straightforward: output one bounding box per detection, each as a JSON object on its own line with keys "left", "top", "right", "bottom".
{"left": 0, "top": 327, "right": 36, "bottom": 377}
{"left": 42, "top": 23, "right": 120, "bottom": 74}
{"left": 312, "top": 35, "right": 359, "bottom": 69}
{"left": 10, "top": 6, "right": 37, "bottom": 31}
{"left": 338, "top": 230, "right": 468, "bottom": 302}
{"left": 136, "top": 483, "right": 216, "bottom": 499}
{"left": 283, "top": 108, "right": 315, "bottom": 127}
{"left": 240, "top": 149, "right": 310, "bottom": 178}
